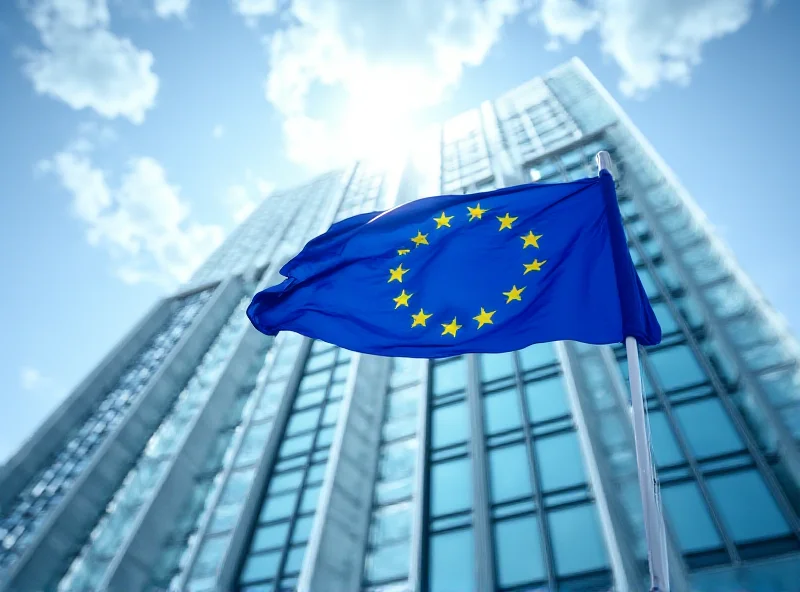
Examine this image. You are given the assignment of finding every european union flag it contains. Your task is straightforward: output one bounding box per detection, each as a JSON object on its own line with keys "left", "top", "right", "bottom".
{"left": 247, "top": 171, "right": 661, "bottom": 357}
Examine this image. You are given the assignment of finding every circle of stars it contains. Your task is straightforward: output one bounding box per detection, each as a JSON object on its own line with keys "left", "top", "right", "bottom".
{"left": 387, "top": 201, "right": 547, "bottom": 337}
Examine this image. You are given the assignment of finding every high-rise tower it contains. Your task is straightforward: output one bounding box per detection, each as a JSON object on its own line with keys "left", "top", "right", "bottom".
{"left": 2, "top": 58, "right": 799, "bottom": 592}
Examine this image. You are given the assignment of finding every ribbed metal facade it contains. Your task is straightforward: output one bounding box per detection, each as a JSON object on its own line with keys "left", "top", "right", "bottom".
{"left": 1, "top": 58, "right": 799, "bottom": 592}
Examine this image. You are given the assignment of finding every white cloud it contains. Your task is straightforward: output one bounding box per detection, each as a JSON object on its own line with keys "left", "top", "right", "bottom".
{"left": 20, "top": 367, "right": 49, "bottom": 391}
{"left": 41, "top": 138, "right": 224, "bottom": 288}
{"left": 154, "top": 0, "right": 191, "bottom": 19}
{"left": 255, "top": 0, "right": 521, "bottom": 169}
{"left": 225, "top": 175, "right": 274, "bottom": 223}
{"left": 536, "top": 0, "right": 756, "bottom": 96}
{"left": 538, "top": 0, "right": 597, "bottom": 45}
{"left": 212, "top": 124, "right": 225, "bottom": 139}
{"left": 232, "top": 0, "right": 280, "bottom": 25}
{"left": 20, "top": 0, "right": 158, "bottom": 123}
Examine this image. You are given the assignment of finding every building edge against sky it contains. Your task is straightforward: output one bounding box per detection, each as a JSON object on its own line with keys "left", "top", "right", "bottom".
{"left": 1, "top": 57, "right": 799, "bottom": 592}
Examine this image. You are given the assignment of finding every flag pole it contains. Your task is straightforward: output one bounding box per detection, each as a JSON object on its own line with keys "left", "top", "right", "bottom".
{"left": 596, "top": 151, "right": 670, "bottom": 592}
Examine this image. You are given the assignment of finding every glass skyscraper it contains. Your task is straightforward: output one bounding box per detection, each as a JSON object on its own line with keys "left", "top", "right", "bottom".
{"left": 2, "top": 57, "right": 799, "bottom": 592}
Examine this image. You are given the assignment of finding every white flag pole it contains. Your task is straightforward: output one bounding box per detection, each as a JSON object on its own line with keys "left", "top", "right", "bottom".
{"left": 596, "top": 151, "right": 670, "bottom": 592}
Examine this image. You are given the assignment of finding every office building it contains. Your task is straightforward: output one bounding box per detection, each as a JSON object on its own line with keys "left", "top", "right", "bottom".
{"left": 1, "top": 58, "right": 799, "bottom": 592}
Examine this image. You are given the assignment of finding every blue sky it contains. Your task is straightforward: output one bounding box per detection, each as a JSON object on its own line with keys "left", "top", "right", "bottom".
{"left": 0, "top": 0, "right": 798, "bottom": 462}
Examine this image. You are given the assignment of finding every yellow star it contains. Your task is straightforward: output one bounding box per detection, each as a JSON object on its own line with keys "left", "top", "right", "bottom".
{"left": 433, "top": 212, "right": 454, "bottom": 229}
{"left": 393, "top": 290, "right": 413, "bottom": 309}
{"left": 503, "top": 285, "right": 526, "bottom": 303}
{"left": 411, "top": 230, "right": 429, "bottom": 247}
{"left": 523, "top": 259, "right": 547, "bottom": 274}
{"left": 497, "top": 213, "right": 518, "bottom": 231}
{"left": 467, "top": 203, "right": 488, "bottom": 221}
{"left": 411, "top": 308, "right": 432, "bottom": 327}
{"left": 473, "top": 307, "right": 496, "bottom": 329}
{"left": 441, "top": 317, "right": 462, "bottom": 337}
{"left": 397, "top": 248, "right": 410, "bottom": 256}
{"left": 521, "top": 231, "right": 543, "bottom": 248}
{"left": 388, "top": 264, "right": 409, "bottom": 283}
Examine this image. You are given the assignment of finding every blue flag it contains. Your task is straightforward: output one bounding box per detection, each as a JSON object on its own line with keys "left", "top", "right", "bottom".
{"left": 247, "top": 171, "right": 661, "bottom": 357}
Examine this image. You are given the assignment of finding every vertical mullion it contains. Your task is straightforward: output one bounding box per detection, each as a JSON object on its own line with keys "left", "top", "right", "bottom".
{"left": 511, "top": 352, "right": 558, "bottom": 589}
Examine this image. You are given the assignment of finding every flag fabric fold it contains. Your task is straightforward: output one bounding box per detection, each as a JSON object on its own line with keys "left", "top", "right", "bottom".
{"left": 247, "top": 171, "right": 661, "bottom": 358}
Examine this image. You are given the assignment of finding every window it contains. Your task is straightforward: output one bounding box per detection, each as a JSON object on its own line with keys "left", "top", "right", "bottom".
{"left": 648, "top": 412, "right": 684, "bottom": 467}
{"left": 286, "top": 407, "right": 321, "bottom": 436}
{"left": 298, "top": 370, "right": 329, "bottom": 393}
{"left": 366, "top": 539, "right": 410, "bottom": 582}
{"left": 260, "top": 491, "right": 299, "bottom": 523}
{"left": 483, "top": 388, "right": 522, "bottom": 434}
{"left": 299, "top": 485, "right": 321, "bottom": 513}
{"left": 488, "top": 444, "right": 533, "bottom": 503}
{"left": 549, "top": 504, "right": 608, "bottom": 576}
{"left": 269, "top": 469, "right": 304, "bottom": 493}
{"left": 292, "top": 515, "right": 314, "bottom": 544}
{"left": 535, "top": 432, "right": 586, "bottom": 491}
{"left": 252, "top": 522, "right": 291, "bottom": 552}
{"left": 661, "top": 482, "right": 722, "bottom": 552}
{"left": 432, "top": 402, "right": 470, "bottom": 448}
{"left": 706, "top": 470, "right": 790, "bottom": 542}
{"left": 647, "top": 346, "right": 707, "bottom": 391}
{"left": 518, "top": 344, "right": 557, "bottom": 370}
{"left": 371, "top": 502, "right": 412, "bottom": 545}
{"left": 279, "top": 433, "right": 314, "bottom": 457}
{"left": 432, "top": 358, "right": 467, "bottom": 394}
{"left": 429, "top": 528, "right": 474, "bottom": 592}
{"left": 652, "top": 303, "right": 680, "bottom": 335}
{"left": 283, "top": 545, "right": 306, "bottom": 573}
{"left": 672, "top": 399, "right": 745, "bottom": 458}
{"left": 241, "top": 550, "right": 281, "bottom": 583}
{"left": 431, "top": 458, "right": 472, "bottom": 516}
{"left": 525, "top": 377, "right": 569, "bottom": 423}
{"left": 480, "top": 353, "right": 515, "bottom": 382}
{"left": 494, "top": 516, "right": 546, "bottom": 586}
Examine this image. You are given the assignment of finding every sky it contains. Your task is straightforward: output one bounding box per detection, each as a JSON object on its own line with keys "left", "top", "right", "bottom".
{"left": 0, "top": 0, "right": 798, "bottom": 463}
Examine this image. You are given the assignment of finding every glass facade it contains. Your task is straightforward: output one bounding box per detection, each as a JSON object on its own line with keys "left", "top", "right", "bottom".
{"left": 1, "top": 58, "right": 800, "bottom": 592}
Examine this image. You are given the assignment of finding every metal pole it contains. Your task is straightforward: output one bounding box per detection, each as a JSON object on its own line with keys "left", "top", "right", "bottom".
{"left": 596, "top": 151, "right": 670, "bottom": 591}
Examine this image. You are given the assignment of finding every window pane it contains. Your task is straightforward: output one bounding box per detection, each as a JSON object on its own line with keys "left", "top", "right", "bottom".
{"left": 432, "top": 358, "right": 467, "bottom": 394}
{"left": 652, "top": 302, "right": 680, "bottom": 334}
{"left": 431, "top": 458, "right": 471, "bottom": 516}
{"left": 647, "top": 346, "right": 707, "bottom": 391}
{"left": 661, "top": 482, "right": 721, "bottom": 552}
{"left": 549, "top": 504, "right": 608, "bottom": 576}
{"left": 494, "top": 516, "right": 546, "bottom": 586}
{"left": 535, "top": 432, "right": 586, "bottom": 491}
{"left": 488, "top": 444, "right": 533, "bottom": 503}
{"left": 672, "top": 399, "right": 745, "bottom": 458}
{"left": 292, "top": 515, "right": 314, "bottom": 544}
{"left": 270, "top": 469, "right": 304, "bottom": 493}
{"left": 371, "top": 502, "right": 412, "bottom": 545}
{"left": 429, "top": 528, "right": 474, "bottom": 592}
{"left": 648, "top": 412, "right": 684, "bottom": 467}
{"left": 366, "top": 539, "right": 410, "bottom": 582}
{"left": 518, "top": 343, "right": 557, "bottom": 370}
{"left": 286, "top": 407, "right": 321, "bottom": 436}
{"left": 260, "top": 491, "right": 299, "bottom": 523}
{"left": 706, "top": 470, "right": 790, "bottom": 542}
{"left": 299, "top": 370, "right": 329, "bottom": 393}
{"left": 432, "top": 402, "right": 470, "bottom": 448}
{"left": 294, "top": 389, "right": 325, "bottom": 409}
{"left": 300, "top": 485, "right": 321, "bottom": 513}
{"left": 480, "top": 353, "right": 515, "bottom": 382}
{"left": 252, "top": 522, "right": 291, "bottom": 552}
{"left": 280, "top": 433, "right": 314, "bottom": 457}
{"left": 483, "top": 388, "right": 521, "bottom": 434}
{"left": 525, "top": 377, "right": 569, "bottom": 423}
{"left": 283, "top": 546, "right": 305, "bottom": 574}
{"left": 241, "top": 550, "right": 281, "bottom": 583}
